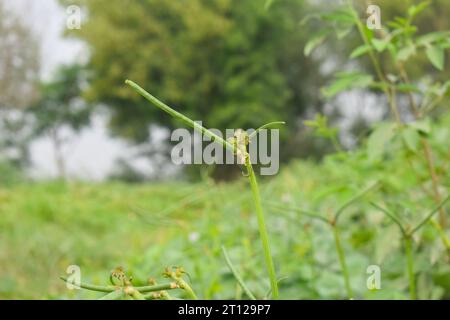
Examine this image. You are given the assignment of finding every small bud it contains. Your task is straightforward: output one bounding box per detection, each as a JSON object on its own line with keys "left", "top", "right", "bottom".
{"left": 124, "top": 286, "right": 134, "bottom": 295}
{"left": 152, "top": 292, "right": 160, "bottom": 299}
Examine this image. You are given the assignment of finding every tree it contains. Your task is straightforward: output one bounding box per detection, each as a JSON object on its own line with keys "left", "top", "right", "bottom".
{"left": 29, "top": 64, "right": 92, "bottom": 179}
{"left": 0, "top": 0, "right": 40, "bottom": 174}
{"left": 60, "top": 0, "right": 324, "bottom": 175}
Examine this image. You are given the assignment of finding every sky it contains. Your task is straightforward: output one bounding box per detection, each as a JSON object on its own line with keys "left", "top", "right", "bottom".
{"left": 8, "top": 0, "right": 126, "bottom": 180}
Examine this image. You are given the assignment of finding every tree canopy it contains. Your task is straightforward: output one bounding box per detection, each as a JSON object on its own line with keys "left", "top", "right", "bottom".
{"left": 62, "top": 0, "right": 322, "bottom": 150}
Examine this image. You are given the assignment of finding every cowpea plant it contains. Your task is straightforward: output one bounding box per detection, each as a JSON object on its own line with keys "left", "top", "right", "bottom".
{"left": 303, "top": 1, "right": 450, "bottom": 257}
{"left": 270, "top": 182, "right": 379, "bottom": 299}
{"left": 61, "top": 266, "right": 197, "bottom": 300}
{"left": 60, "top": 80, "right": 284, "bottom": 299}
{"left": 124, "top": 80, "right": 283, "bottom": 299}
{"left": 59, "top": 79, "right": 284, "bottom": 300}
{"left": 371, "top": 196, "right": 450, "bottom": 300}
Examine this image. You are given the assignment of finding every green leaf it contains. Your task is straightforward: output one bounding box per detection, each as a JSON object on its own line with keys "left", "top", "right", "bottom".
{"left": 401, "top": 127, "right": 420, "bottom": 153}
{"left": 409, "top": 119, "right": 431, "bottom": 135}
{"left": 322, "top": 72, "right": 373, "bottom": 98}
{"left": 350, "top": 44, "right": 371, "bottom": 59}
{"left": 396, "top": 44, "right": 416, "bottom": 61}
{"left": 371, "top": 38, "right": 389, "bottom": 52}
{"left": 367, "top": 123, "right": 397, "bottom": 162}
{"left": 304, "top": 32, "right": 327, "bottom": 56}
{"left": 264, "top": 0, "right": 275, "bottom": 10}
{"left": 395, "top": 83, "right": 421, "bottom": 93}
{"left": 417, "top": 31, "right": 450, "bottom": 46}
{"left": 426, "top": 45, "right": 445, "bottom": 70}
{"left": 322, "top": 8, "right": 356, "bottom": 24}
{"left": 408, "top": 1, "right": 430, "bottom": 19}
{"left": 336, "top": 27, "right": 353, "bottom": 39}
{"left": 362, "top": 26, "right": 374, "bottom": 42}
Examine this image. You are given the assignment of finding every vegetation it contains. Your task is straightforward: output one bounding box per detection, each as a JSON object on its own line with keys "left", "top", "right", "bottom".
{"left": 0, "top": 0, "right": 450, "bottom": 300}
{"left": 60, "top": 0, "right": 325, "bottom": 165}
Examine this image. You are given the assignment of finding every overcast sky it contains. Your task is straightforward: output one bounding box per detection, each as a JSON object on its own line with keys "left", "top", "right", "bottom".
{"left": 8, "top": 0, "right": 126, "bottom": 180}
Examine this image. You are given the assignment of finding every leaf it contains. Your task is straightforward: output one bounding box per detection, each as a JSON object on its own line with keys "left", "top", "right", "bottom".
{"left": 264, "top": 0, "right": 275, "bottom": 10}
{"left": 322, "top": 72, "right": 373, "bottom": 98}
{"left": 322, "top": 8, "right": 356, "bottom": 24}
{"left": 350, "top": 44, "right": 371, "bottom": 59}
{"left": 401, "top": 127, "right": 420, "bottom": 153}
{"left": 409, "top": 118, "right": 431, "bottom": 135}
{"left": 371, "top": 38, "right": 389, "bottom": 52}
{"left": 425, "top": 45, "right": 445, "bottom": 70}
{"left": 408, "top": 1, "right": 430, "bottom": 19}
{"left": 396, "top": 44, "right": 416, "bottom": 61}
{"left": 395, "top": 83, "right": 421, "bottom": 93}
{"left": 417, "top": 31, "right": 450, "bottom": 46}
{"left": 367, "top": 123, "right": 397, "bottom": 162}
{"left": 336, "top": 27, "right": 353, "bottom": 39}
{"left": 362, "top": 25, "right": 374, "bottom": 42}
{"left": 304, "top": 32, "right": 327, "bottom": 56}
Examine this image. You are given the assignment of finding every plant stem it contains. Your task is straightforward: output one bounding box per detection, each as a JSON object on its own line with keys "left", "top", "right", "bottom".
{"left": 60, "top": 276, "right": 116, "bottom": 292}
{"left": 397, "top": 64, "right": 447, "bottom": 229}
{"left": 404, "top": 236, "right": 416, "bottom": 300}
{"left": 421, "top": 139, "right": 447, "bottom": 228}
{"left": 126, "top": 287, "right": 146, "bottom": 300}
{"left": 245, "top": 157, "right": 279, "bottom": 299}
{"left": 177, "top": 278, "right": 198, "bottom": 300}
{"left": 222, "top": 246, "right": 257, "bottom": 300}
{"left": 332, "top": 225, "right": 353, "bottom": 299}
{"left": 125, "top": 79, "right": 279, "bottom": 299}
{"left": 349, "top": 0, "right": 449, "bottom": 253}
{"left": 60, "top": 276, "right": 177, "bottom": 294}
{"left": 348, "top": 0, "right": 402, "bottom": 124}
{"left": 125, "top": 80, "right": 235, "bottom": 152}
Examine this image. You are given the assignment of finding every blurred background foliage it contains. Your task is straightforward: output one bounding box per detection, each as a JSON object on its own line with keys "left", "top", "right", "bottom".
{"left": 2, "top": 0, "right": 450, "bottom": 180}
{"left": 59, "top": 0, "right": 327, "bottom": 177}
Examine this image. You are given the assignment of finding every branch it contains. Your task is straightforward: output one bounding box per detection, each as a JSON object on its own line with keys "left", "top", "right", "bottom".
{"left": 411, "top": 195, "right": 450, "bottom": 235}
{"left": 268, "top": 201, "right": 329, "bottom": 224}
{"left": 370, "top": 202, "right": 408, "bottom": 236}
{"left": 125, "top": 80, "right": 236, "bottom": 153}
{"left": 334, "top": 182, "right": 379, "bottom": 222}
{"left": 221, "top": 246, "right": 257, "bottom": 300}
{"left": 248, "top": 121, "right": 286, "bottom": 140}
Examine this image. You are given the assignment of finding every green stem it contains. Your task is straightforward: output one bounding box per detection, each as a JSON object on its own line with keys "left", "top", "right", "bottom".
{"left": 332, "top": 226, "right": 353, "bottom": 299}
{"left": 347, "top": 0, "right": 402, "bottom": 124}
{"left": 245, "top": 158, "right": 279, "bottom": 299}
{"left": 60, "top": 276, "right": 176, "bottom": 294}
{"left": 404, "top": 236, "right": 416, "bottom": 300}
{"left": 127, "top": 287, "right": 146, "bottom": 300}
{"left": 222, "top": 245, "right": 257, "bottom": 300}
{"left": 177, "top": 278, "right": 198, "bottom": 300}
{"left": 125, "top": 79, "right": 279, "bottom": 300}
{"left": 125, "top": 80, "right": 235, "bottom": 152}
{"left": 60, "top": 276, "right": 115, "bottom": 293}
